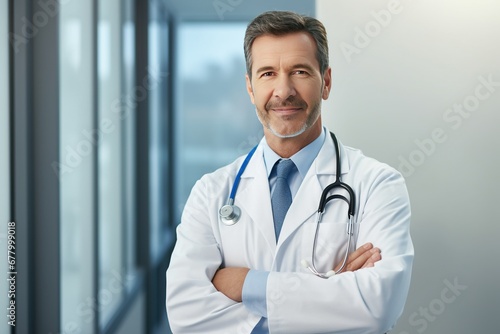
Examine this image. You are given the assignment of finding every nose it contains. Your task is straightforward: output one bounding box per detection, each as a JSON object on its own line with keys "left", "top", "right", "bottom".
{"left": 273, "top": 75, "right": 296, "bottom": 100}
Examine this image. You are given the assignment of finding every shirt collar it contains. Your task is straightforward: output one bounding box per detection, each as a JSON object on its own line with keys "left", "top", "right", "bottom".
{"left": 262, "top": 127, "right": 326, "bottom": 178}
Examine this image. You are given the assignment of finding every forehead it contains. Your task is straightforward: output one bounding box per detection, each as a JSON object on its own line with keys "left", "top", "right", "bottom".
{"left": 251, "top": 32, "right": 320, "bottom": 72}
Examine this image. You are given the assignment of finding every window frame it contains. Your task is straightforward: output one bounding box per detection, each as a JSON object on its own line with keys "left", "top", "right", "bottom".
{"left": 1, "top": 1, "right": 11, "bottom": 332}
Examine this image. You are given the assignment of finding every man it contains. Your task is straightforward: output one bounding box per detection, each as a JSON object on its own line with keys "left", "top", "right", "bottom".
{"left": 166, "top": 11, "right": 413, "bottom": 334}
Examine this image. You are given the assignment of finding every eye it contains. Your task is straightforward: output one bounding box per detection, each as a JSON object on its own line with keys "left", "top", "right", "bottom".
{"left": 293, "top": 70, "right": 308, "bottom": 75}
{"left": 261, "top": 72, "right": 274, "bottom": 77}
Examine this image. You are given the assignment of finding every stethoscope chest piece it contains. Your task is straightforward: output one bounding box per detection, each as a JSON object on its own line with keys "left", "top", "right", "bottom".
{"left": 219, "top": 204, "right": 241, "bottom": 226}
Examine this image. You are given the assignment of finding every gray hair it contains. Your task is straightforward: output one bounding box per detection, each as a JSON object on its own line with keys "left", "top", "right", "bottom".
{"left": 244, "top": 11, "right": 329, "bottom": 79}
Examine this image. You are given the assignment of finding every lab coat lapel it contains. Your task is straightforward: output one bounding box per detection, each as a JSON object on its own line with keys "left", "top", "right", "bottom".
{"left": 236, "top": 145, "right": 277, "bottom": 253}
{"left": 277, "top": 133, "right": 350, "bottom": 248}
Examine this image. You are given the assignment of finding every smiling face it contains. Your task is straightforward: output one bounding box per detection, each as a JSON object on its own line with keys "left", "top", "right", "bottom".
{"left": 246, "top": 32, "right": 332, "bottom": 153}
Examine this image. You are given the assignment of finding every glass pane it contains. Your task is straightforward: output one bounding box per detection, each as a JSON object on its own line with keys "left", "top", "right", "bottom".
{"left": 0, "top": 1, "right": 10, "bottom": 332}
{"left": 98, "top": 0, "right": 124, "bottom": 326}
{"left": 59, "top": 2, "right": 95, "bottom": 333}
{"left": 149, "top": 7, "right": 170, "bottom": 259}
{"left": 175, "top": 23, "right": 262, "bottom": 220}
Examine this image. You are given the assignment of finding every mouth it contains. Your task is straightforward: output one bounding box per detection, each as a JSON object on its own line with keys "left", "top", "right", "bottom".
{"left": 266, "top": 97, "right": 307, "bottom": 116}
{"left": 271, "top": 107, "right": 303, "bottom": 116}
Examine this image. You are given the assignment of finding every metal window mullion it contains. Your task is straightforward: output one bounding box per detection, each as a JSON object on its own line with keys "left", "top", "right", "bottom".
{"left": 11, "top": 0, "right": 33, "bottom": 332}
{"left": 31, "top": 0, "right": 60, "bottom": 330}
{"left": 92, "top": 0, "right": 100, "bottom": 332}
{"left": 6, "top": 1, "right": 14, "bottom": 333}
{"left": 135, "top": 1, "right": 150, "bottom": 333}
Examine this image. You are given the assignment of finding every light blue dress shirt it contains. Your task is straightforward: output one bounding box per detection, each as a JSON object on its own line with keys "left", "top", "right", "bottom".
{"left": 242, "top": 128, "right": 326, "bottom": 333}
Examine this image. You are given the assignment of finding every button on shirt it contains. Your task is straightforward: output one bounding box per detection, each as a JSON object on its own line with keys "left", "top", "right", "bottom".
{"left": 242, "top": 128, "right": 326, "bottom": 333}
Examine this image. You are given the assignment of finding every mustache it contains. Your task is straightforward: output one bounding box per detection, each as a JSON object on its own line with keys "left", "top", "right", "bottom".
{"left": 266, "top": 97, "right": 308, "bottom": 110}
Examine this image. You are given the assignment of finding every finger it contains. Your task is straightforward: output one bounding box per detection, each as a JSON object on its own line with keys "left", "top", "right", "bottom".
{"left": 333, "top": 242, "right": 373, "bottom": 272}
{"left": 349, "top": 242, "right": 374, "bottom": 260}
{"left": 361, "top": 249, "right": 382, "bottom": 269}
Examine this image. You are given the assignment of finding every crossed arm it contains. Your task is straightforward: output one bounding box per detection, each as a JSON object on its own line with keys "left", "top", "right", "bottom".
{"left": 212, "top": 242, "right": 381, "bottom": 302}
{"left": 168, "top": 163, "right": 413, "bottom": 333}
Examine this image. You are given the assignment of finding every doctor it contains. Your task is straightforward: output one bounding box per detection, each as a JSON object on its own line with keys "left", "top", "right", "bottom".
{"left": 166, "top": 10, "right": 413, "bottom": 334}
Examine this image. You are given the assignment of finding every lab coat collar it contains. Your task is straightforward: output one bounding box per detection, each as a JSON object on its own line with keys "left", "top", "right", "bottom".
{"left": 261, "top": 128, "right": 326, "bottom": 180}
{"left": 240, "top": 129, "right": 350, "bottom": 178}
{"left": 314, "top": 130, "right": 351, "bottom": 176}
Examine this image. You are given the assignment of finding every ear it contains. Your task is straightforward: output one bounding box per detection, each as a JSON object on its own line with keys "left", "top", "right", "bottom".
{"left": 245, "top": 74, "right": 255, "bottom": 105}
{"left": 322, "top": 67, "right": 332, "bottom": 100}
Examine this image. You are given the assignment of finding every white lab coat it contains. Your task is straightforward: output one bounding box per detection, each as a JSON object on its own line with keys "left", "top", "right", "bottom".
{"left": 166, "top": 132, "right": 413, "bottom": 334}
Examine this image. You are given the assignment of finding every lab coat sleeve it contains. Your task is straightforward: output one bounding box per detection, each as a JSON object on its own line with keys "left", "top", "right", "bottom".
{"left": 266, "top": 167, "right": 414, "bottom": 334}
{"left": 166, "top": 176, "right": 261, "bottom": 334}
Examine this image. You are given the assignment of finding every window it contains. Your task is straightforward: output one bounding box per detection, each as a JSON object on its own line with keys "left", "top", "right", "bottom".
{"left": 59, "top": 1, "right": 95, "bottom": 333}
{"left": 175, "top": 23, "right": 262, "bottom": 220}
{"left": 59, "top": 0, "right": 138, "bottom": 330}
{"left": 97, "top": 0, "right": 126, "bottom": 325}
{"left": 98, "top": 0, "right": 138, "bottom": 327}
{"left": 9, "top": 1, "right": 315, "bottom": 332}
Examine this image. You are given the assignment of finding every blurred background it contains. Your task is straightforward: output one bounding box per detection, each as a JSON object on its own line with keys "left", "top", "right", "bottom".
{"left": 0, "top": 0, "right": 498, "bottom": 333}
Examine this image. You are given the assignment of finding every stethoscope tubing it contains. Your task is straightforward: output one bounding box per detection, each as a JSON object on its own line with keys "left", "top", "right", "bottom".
{"left": 219, "top": 145, "right": 258, "bottom": 225}
{"left": 229, "top": 145, "right": 258, "bottom": 200}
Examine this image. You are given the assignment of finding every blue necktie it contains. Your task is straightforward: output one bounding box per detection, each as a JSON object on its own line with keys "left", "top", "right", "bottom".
{"left": 271, "top": 159, "right": 295, "bottom": 241}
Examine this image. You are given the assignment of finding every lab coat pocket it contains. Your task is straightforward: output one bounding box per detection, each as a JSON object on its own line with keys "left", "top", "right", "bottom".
{"left": 218, "top": 213, "right": 275, "bottom": 270}
{"left": 301, "top": 217, "right": 358, "bottom": 274}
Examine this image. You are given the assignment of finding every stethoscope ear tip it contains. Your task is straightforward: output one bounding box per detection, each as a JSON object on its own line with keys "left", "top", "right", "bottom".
{"left": 301, "top": 259, "right": 337, "bottom": 279}
{"left": 325, "top": 270, "right": 336, "bottom": 277}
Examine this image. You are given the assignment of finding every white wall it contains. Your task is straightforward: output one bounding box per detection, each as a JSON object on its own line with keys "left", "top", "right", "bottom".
{"left": 317, "top": 0, "right": 500, "bottom": 333}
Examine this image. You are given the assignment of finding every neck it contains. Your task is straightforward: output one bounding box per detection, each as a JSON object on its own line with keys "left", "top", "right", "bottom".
{"left": 264, "top": 122, "right": 322, "bottom": 158}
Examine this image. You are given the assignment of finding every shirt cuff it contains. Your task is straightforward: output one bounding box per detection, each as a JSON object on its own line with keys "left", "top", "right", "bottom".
{"left": 242, "top": 269, "right": 269, "bottom": 317}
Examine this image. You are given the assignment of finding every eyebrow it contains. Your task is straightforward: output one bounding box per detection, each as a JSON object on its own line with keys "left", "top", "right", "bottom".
{"left": 255, "top": 66, "right": 276, "bottom": 75}
{"left": 255, "top": 63, "right": 317, "bottom": 75}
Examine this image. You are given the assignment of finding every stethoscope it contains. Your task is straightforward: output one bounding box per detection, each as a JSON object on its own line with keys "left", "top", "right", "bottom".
{"left": 219, "top": 132, "right": 355, "bottom": 279}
